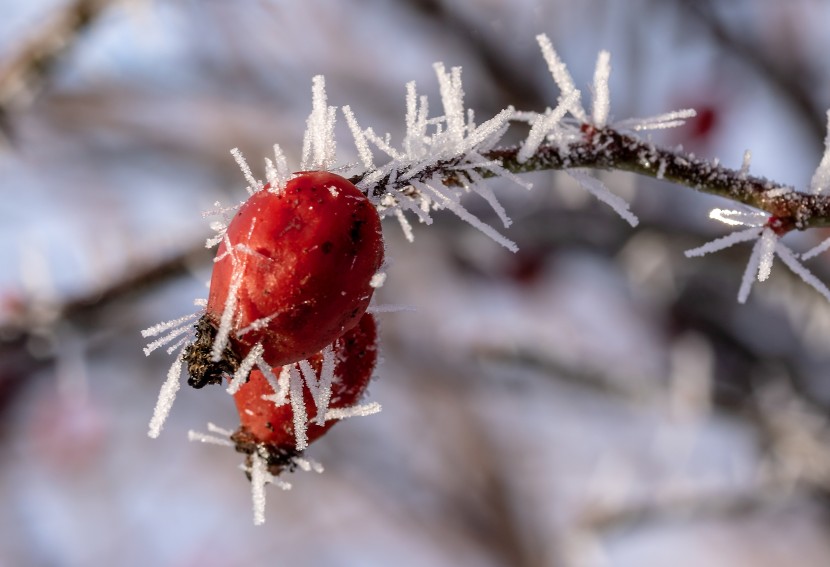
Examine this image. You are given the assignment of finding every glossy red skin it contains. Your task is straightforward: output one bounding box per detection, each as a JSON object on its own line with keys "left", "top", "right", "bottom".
{"left": 206, "top": 172, "right": 384, "bottom": 367}
{"left": 233, "top": 313, "right": 378, "bottom": 449}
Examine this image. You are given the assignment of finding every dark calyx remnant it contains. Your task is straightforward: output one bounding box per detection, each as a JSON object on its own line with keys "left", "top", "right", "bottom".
{"left": 231, "top": 427, "right": 302, "bottom": 478}
{"left": 183, "top": 315, "right": 241, "bottom": 389}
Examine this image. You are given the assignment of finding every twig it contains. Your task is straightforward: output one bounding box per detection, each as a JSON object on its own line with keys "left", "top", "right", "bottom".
{"left": 353, "top": 127, "right": 830, "bottom": 231}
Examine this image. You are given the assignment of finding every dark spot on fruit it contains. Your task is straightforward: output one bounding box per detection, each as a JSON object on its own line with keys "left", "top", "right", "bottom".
{"left": 350, "top": 219, "right": 364, "bottom": 243}
{"left": 321, "top": 241, "right": 333, "bottom": 254}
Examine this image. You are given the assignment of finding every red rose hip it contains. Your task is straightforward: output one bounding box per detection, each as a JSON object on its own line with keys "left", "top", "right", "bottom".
{"left": 231, "top": 312, "right": 378, "bottom": 467}
{"left": 205, "top": 171, "right": 384, "bottom": 370}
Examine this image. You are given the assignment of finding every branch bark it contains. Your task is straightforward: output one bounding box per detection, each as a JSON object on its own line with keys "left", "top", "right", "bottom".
{"left": 356, "top": 127, "right": 830, "bottom": 232}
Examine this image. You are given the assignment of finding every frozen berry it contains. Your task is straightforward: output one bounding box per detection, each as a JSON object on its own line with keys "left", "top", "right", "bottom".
{"left": 189, "top": 171, "right": 383, "bottom": 387}
{"left": 231, "top": 312, "right": 378, "bottom": 470}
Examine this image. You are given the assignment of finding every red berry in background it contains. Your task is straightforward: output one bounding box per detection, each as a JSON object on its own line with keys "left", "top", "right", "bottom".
{"left": 687, "top": 105, "right": 718, "bottom": 143}
{"left": 206, "top": 171, "right": 384, "bottom": 369}
{"left": 232, "top": 312, "right": 378, "bottom": 464}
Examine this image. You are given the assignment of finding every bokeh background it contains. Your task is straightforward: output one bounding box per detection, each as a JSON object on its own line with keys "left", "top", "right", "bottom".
{"left": 2, "top": 1, "right": 830, "bottom": 565}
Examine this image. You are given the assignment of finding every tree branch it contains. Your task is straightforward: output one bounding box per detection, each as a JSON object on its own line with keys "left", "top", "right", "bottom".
{"left": 356, "top": 126, "right": 830, "bottom": 232}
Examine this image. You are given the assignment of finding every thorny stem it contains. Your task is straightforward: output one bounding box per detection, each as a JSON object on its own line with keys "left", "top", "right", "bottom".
{"left": 353, "top": 127, "right": 830, "bottom": 232}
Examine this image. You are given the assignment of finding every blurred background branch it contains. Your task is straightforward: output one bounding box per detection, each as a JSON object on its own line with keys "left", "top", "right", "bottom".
{"left": 2, "top": 1, "right": 830, "bottom": 565}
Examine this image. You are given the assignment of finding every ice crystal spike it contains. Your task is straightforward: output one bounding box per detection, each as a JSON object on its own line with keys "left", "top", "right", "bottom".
{"left": 708, "top": 208, "right": 767, "bottom": 227}
{"left": 739, "top": 150, "right": 752, "bottom": 179}
{"left": 141, "top": 312, "right": 199, "bottom": 339}
{"left": 264, "top": 144, "right": 290, "bottom": 192}
{"left": 802, "top": 237, "right": 830, "bottom": 261}
{"left": 810, "top": 110, "right": 830, "bottom": 194}
{"left": 434, "top": 63, "right": 466, "bottom": 150}
{"left": 211, "top": 239, "right": 246, "bottom": 363}
{"left": 231, "top": 148, "right": 262, "bottom": 194}
{"left": 325, "top": 402, "right": 382, "bottom": 421}
{"left": 757, "top": 229, "right": 777, "bottom": 282}
{"left": 143, "top": 323, "right": 193, "bottom": 357}
{"left": 301, "top": 75, "right": 337, "bottom": 171}
{"left": 614, "top": 109, "right": 696, "bottom": 132}
{"left": 343, "top": 105, "right": 373, "bottom": 170}
{"left": 250, "top": 449, "right": 269, "bottom": 526}
{"left": 591, "top": 50, "right": 611, "bottom": 128}
{"left": 686, "top": 218, "right": 830, "bottom": 304}
{"left": 288, "top": 364, "right": 309, "bottom": 451}
{"left": 684, "top": 227, "right": 761, "bottom": 258}
{"left": 188, "top": 430, "right": 234, "bottom": 447}
{"left": 148, "top": 353, "right": 184, "bottom": 438}
{"left": 567, "top": 170, "right": 638, "bottom": 227}
{"left": 226, "top": 343, "right": 264, "bottom": 395}
{"left": 519, "top": 90, "right": 579, "bottom": 164}
{"left": 776, "top": 244, "right": 830, "bottom": 302}
{"left": 535, "top": 33, "right": 587, "bottom": 122}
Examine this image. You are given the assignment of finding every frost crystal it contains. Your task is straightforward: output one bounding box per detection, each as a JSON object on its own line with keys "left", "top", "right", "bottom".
{"left": 810, "top": 110, "right": 830, "bottom": 194}
{"left": 434, "top": 63, "right": 466, "bottom": 149}
{"left": 535, "top": 34, "right": 587, "bottom": 122}
{"left": 148, "top": 352, "right": 184, "bottom": 438}
{"left": 708, "top": 208, "right": 766, "bottom": 227}
{"left": 325, "top": 402, "right": 382, "bottom": 421}
{"left": 415, "top": 181, "right": 518, "bottom": 251}
{"left": 525, "top": 39, "right": 693, "bottom": 224}
{"left": 686, "top": 211, "right": 830, "bottom": 303}
{"left": 739, "top": 150, "right": 752, "bottom": 179}
{"left": 288, "top": 364, "right": 309, "bottom": 451}
{"left": 613, "top": 109, "right": 696, "bottom": 132}
{"left": 186, "top": 423, "right": 235, "bottom": 443}
{"left": 141, "top": 312, "right": 199, "bottom": 339}
{"left": 802, "top": 237, "right": 830, "bottom": 261}
{"left": 518, "top": 90, "right": 579, "bottom": 163}
{"left": 684, "top": 227, "right": 761, "bottom": 258}
{"left": 776, "top": 245, "right": 830, "bottom": 302}
{"left": 340, "top": 62, "right": 524, "bottom": 250}
{"left": 226, "top": 342, "right": 264, "bottom": 395}
{"left": 301, "top": 75, "right": 337, "bottom": 171}
{"left": 294, "top": 457, "right": 325, "bottom": 474}
{"left": 265, "top": 144, "right": 291, "bottom": 192}
{"left": 211, "top": 233, "right": 251, "bottom": 362}
{"left": 297, "top": 346, "right": 335, "bottom": 426}
{"left": 230, "top": 148, "right": 262, "bottom": 194}
{"left": 250, "top": 448, "right": 270, "bottom": 526}
{"left": 591, "top": 50, "right": 612, "bottom": 128}
{"left": 256, "top": 358, "right": 288, "bottom": 406}
{"left": 756, "top": 229, "right": 777, "bottom": 282}
{"left": 342, "top": 105, "right": 373, "bottom": 170}
{"left": 567, "top": 170, "right": 639, "bottom": 227}
{"left": 737, "top": 229, "right": 774, "bottom": 303}
{"left": 142, "top": 311, "right": 199, "bottom": 439}
{"left": 266, "top": 365, "right": 291, "bottom": 406}
{"left": 141, "top": 312, "right": 198, "bottom": 356}
{"left": 369, "top": 272, "right": 387, "bottom": 288}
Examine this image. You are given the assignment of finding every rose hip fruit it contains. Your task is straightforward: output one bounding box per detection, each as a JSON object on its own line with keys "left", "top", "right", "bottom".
{"left": 232, "top": 312, "right": 378, "bottom": 465}
{"left": 206, "top": 171, "right": 383, "bottom": 369}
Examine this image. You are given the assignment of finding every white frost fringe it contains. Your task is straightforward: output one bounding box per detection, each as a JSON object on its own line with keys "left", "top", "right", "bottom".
{"left": 686, "top": 215, "right": 830, "bottom": 304}
{"left": 148, "top": 352, "right": 185, "bottom": 439}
